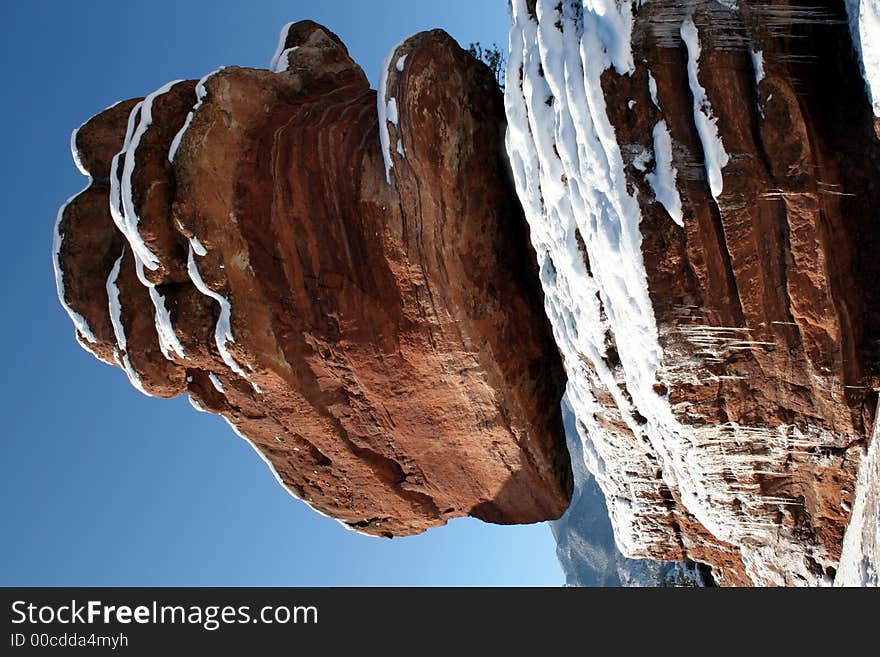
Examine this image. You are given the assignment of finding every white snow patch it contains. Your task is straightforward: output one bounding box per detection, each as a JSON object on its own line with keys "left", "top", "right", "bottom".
{"left": 386, "top": 97, "right": 399, "bottom": 125}
{"left": 268, "top": 22, "right": 295, "bottom": 71}
{"left": 846, "top": 0, "right": 880, "bottom": 117}
{"left": 396, "top": 54, "right": 407, "bottom": 71}
{"left": 836, "top": 407, "right": 880, "bottom": 586}
{"left": 627, "top": 99, "right": 636, "bottom": 110}
{"left": 147, "top": 284, "right": 185, "bottom": 360}
{"left": 645, "top": 120, "right": 684, "bottom": 226}
{"left": 106, "top": 252, "right": 128, "bottom": 352}
{"left": 69, "top": 126, "right": 88, "bottom": 177}
{"left": 680, "top": 17, "right": 729, "bottom": 200}
{"left": 105, "top": 250, "right": 149, "bottom": 396}
{"left": 186, "top": 246, "right": 248, "bottom": 379}
{"left": 118, "top": 246, "right": 185, "bottom": 362}
{"left": 208, "top": 372, "right": 225, "bottom": 393}
{"left": 647, "top": 70, "right": 660, "bottom": 108}
{"left": 188, "top": 395, "right": 208, "bottom": 413}
{"left": 396, "top": 138, "right": 405, "bottom": 156}
{"left": 750, "top": 49, "right": 765, "bottom": 85}
{"left": 168, "top": 68, "right": 222, "bottom": 164}
{"left": 272, "top": 46, "right": 299, "bottom": 73}
{"left": 632, "top": 148, "right": 651, "bottom": 171}
{"left": 189, "top": 235, "right": 207, "bottom": 257}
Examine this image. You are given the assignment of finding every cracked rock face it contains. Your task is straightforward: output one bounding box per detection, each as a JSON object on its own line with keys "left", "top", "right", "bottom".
{"left": 508, "top": 0, "right": 879, "bottom": 585}
{"left": 53, "top": 21, "right": 572, "bottom": 536}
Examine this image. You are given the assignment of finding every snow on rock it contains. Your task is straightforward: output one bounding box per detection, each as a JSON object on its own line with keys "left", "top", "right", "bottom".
{"left": 105, "top": 250, "right": 149, "bottom": 395}
{"left": 845, "top": 0, "right": 880, "bottom": 117}
{"left": 506, "top": 0, "right": 669, "bottom": 558}
{"left": 168, "top": 69, "right": 221, "bottom": 164}
{"left": 268, "top": 22, "right": 295, "bottom": 72}
{"left": 186, "top": 246, "right": 248, "bottom": 379}
{"left": 386, "top": 97, "right": 399, "bottom": 125}
{"left": 645, "top": 120, "right": 683, "bottom": 226}
{"left": 272, "top": 47, "right": 300, "bottom": 73}
{"left": 836, "top": 404, "right": 880, "bottom": 587}
{"left": 53, "top": 191, "right": 98, "bottom": 346}
{"left": 680, "top": 17, "right": 729, "bottom": 201}
{"left": 647, "top": 70, "right": 659, "bottom": 108}
{"left": 750, "top": 49, "right": 765, "bottom": 85}
{"left": 107, "top": 92, "right": 187, "bottom": 362}
{"left": 121, "top": 79, "right": 183, "bottom": 271}
{"left": 208, "top": 372, "right": 225, "bottom": 393}
{"left": 188, "top": 395, "right": 208, "bottom": 413}
{"left": 377, "top": 35, "right": 417, "bottom": 183}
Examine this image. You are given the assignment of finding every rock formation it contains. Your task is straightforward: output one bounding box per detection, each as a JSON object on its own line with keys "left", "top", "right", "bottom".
{"left": 509, "top": 0, "right": 880, "bottom": 585}
{"left": 54, "top": 3, "right": 880, "bottom": 586}
{"left": 53, "top": 21, "right": 573, "bottom": 537}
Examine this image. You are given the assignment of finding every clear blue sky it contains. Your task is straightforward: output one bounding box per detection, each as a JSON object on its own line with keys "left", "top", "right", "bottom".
{"left": 0, "top": 0, "right": 564, "bottom": 586}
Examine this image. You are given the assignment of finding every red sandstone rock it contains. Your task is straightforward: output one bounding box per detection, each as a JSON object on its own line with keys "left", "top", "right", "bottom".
{"left": 53, "top": 22, "right": 572, "bottom": 536}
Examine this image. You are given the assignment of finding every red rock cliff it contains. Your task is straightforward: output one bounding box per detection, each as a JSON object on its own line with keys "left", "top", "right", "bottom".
{"left": 53, "top": 22, "right": 572, "bottom": 536}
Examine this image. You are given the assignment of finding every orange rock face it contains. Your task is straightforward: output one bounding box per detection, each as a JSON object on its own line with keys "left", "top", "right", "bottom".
{"left": 53, "top": 22, "right": 572, "bottom": 536}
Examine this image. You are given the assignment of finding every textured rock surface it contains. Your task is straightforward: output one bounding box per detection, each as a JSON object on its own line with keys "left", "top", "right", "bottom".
{"left": 53, "top": 22, "right": 572, "bottom": 536}
{"left": 507, "top": 0, "right": 879, "bottom": 585}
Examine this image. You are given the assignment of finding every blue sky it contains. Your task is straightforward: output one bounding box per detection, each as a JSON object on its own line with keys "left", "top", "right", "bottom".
{"left": 0, "top": 0, "right": 564, "bottom": 586}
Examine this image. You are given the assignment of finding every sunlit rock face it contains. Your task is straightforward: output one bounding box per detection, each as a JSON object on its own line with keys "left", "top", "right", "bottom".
{"left": 53, "top": 21, "right": 573, "bottom": 537}
{"left": 507, "top": 0, "right": 880, "bottom": 585}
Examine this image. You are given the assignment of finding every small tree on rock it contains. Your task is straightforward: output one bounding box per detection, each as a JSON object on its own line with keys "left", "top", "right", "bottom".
{"left": 467, "top": 42, "right": 506, "bottom": 89}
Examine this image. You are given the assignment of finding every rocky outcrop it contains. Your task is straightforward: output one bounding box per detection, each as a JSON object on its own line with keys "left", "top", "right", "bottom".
{"left": 508, "top": 0, "right": 879, "bottom": 585}
{"left": 53, "top": 22, "right": 572, "bottom": 536}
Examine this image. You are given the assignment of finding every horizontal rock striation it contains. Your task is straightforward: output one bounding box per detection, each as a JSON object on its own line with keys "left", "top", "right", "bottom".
{"left": 53, "top": 21, "right": 572, "bottom": 536}
{"left": 508, "top": 0, "right": 880, "bottom": 585}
